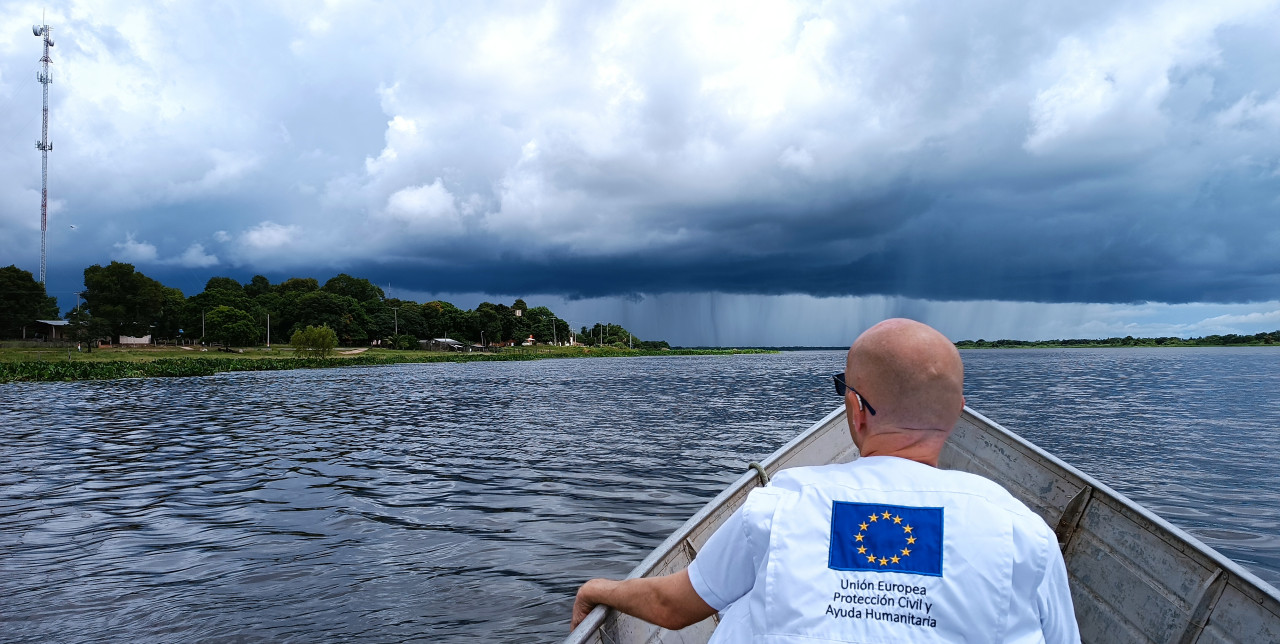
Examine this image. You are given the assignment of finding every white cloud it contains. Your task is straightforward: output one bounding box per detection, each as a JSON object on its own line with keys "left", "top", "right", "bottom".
{"left": 110, "top": 235, "right": 221, "bottom": 267}
{"left": 1215, "top": 92, "right": 1280, "bottom": 130}
{"left": 166, "top": 149, "right": 260, "bottom": 201}
{"left": 171, "top": 243, "right": 219, "bottom": 268}
{"left": 213, "top": 230, "right": 232, "bottom": 242}
{"left": 240, "top": 221, "right": 298, "bottom": 250}
{"left": 779, "top": 146, "right": 815, "bottom": 172}
{"left": 1191, "top": 308, "right": 1280, "bottom": 331}
{"left": 112, "top": 234, "right": 159, "bottom": 263}
{"left": 382, "top": 178, "right": 462, "bottom": 234}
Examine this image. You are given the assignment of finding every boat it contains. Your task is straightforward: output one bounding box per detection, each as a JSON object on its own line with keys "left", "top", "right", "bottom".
{"left": 565, "top": 405, "right": 1280, "bottom": 643}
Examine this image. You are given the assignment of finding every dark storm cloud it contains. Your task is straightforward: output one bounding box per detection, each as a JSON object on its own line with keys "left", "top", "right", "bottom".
{"left": 3, "top": 1, "right": 1280, "bottom": 310}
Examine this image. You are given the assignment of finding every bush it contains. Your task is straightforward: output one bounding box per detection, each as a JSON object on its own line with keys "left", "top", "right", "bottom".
{"left": 291, "top": 325, "right": 338, "bottom": 357}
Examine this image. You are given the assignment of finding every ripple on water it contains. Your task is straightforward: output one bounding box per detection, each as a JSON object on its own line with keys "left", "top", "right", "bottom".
{"left": 2, "top": 348, "right": 1279, "bottom": 642}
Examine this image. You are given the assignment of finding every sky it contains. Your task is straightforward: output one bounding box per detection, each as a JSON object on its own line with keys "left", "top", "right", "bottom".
{"left": 1, "top": 0, "right": 1279, "bottom": 345}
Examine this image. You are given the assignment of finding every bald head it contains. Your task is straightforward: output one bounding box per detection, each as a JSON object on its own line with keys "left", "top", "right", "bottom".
{"left": 846, "top": 319, "right": 965, "bottom": 433}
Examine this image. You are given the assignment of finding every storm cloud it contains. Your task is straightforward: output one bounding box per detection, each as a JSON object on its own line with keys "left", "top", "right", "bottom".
{"left": 2, "top": 1, "right": 1279, "bottom": 341}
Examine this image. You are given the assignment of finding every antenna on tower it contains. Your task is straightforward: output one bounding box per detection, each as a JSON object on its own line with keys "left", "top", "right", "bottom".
{"left": 33, "top": 15, "right": 55, "bottom": 285}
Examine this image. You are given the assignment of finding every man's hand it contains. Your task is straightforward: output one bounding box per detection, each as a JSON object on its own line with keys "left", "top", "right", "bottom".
{"left": 571, "top": 578, "right": 615, "bottom": 629}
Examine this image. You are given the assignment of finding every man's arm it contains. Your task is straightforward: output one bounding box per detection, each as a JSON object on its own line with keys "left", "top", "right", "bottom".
{"left": 570, "top": 568, "right": 717, "bottom": 631}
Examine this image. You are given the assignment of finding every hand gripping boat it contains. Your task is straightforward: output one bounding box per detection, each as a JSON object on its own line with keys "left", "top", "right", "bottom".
{"left": 566, "top": 406, "right": 1280, "bottom": 644}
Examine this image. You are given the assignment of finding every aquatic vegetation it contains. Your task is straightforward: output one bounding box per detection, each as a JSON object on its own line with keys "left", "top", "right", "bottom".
{"left": 0, "top": 348, "right": 772, "bottom": 383}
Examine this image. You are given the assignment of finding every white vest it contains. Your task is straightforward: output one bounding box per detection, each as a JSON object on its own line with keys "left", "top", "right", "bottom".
{"left": 730, "top": 458, "right": 1050, "bottom": 643}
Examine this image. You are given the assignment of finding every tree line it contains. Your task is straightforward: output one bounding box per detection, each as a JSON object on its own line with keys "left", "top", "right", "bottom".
{"left": 0, "top": 262, "right": 669, "bottom": 349}
{"left": 955, "top": 332, "right": 1279, "bottom": 348}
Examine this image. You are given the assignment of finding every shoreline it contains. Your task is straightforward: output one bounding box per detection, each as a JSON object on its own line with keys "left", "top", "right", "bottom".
{"left": 0, "top": 347, "right": 774, "bottom": 383}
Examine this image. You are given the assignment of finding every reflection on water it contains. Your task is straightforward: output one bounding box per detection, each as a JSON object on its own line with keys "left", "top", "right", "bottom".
{"left": 1, "top": 348, "right": 1277, "bottom": 642}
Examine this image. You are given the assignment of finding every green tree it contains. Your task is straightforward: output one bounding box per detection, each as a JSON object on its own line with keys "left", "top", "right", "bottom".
{"left": 469, "top": 302, "right": 505, "bottom": 345}
{"left": 275, "top": 277, "right": 319, "bottom": 294}
{"left": 322, "top": 273, "right": 384, "bottom": 303}
{"left": 184, "top": 277, "right": 259, "bottom": 342}
{"left": 82, "top": 262, "right": 175, "bottom": 342}
{"left": 65, "top": 305, "right": 112, "bottom": 346}
{"left": 292, "top": 291, "right": 370, "bottom": 345}
{"left": 422, "top": 300, "right": 465, "bottom": 338}
{"left": 153, "top": 286, "right": 187, "bottom": 341}
{"left": 291, "top": 324, "right": 338, "bottom": 357}
{"left": 205, "top": 305, "right": 259, "bottom": 347}
{"left": 244, "top": 274, "right": 272, "bottom": 299}
{"left": 581, "top": 322, "right": 638, "bottom": 347}
{"left": 0, "top": 265, "right": 59, "bottom": 338}
{"left": 362, "top": 298, "right": 393, "bottom": 340}
{"left": 203, "top": 276, "right": 244, "bottom": 294}
{"left": 386, "top": 300, "right": 426, "bottom": 339}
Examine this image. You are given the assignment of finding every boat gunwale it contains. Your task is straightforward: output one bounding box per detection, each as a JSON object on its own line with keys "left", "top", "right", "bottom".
{"left": 565, "top": 405, "right": 849, "bottom": 642}
{"left": 566, "top": 405, "right": 1280, "bottom": 643}
{"left": 959, "top": 406, "right": 1280, "bottom": 604}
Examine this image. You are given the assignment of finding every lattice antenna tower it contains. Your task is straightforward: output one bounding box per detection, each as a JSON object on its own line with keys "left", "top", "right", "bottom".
{"left": 34, "top": 16, "right": 55, "bottom": 284}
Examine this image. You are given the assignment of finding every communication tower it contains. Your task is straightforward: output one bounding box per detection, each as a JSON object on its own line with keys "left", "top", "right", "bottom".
{"left": 33, "top": 19, "right": 55, "bottom": 284}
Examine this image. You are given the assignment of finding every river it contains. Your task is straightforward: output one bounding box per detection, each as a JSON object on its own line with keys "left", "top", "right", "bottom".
{"left": 1, "top": 348, "right": 1277, "bottom": 642}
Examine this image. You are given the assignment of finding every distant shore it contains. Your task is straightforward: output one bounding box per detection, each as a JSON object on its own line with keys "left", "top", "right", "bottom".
{"left": 0, "top": 345, "right": 774, "bottom": 383}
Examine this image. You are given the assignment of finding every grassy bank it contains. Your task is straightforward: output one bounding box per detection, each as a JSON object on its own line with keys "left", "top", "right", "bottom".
{"left": 0, "top": 345, "right": 773, "bottom": 383}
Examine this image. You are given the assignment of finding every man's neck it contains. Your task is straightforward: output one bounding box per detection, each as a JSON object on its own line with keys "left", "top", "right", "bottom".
{"left": 858, "top": 431, "right": 946, "bottom": 467}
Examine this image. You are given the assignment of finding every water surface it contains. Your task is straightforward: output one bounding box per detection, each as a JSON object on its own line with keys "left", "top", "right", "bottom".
{"left": 2, "top": 348, "right": 1277, "bottom": 642}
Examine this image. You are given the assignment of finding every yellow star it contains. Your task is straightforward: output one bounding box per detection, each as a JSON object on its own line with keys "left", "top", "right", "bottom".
{"left": 858, "top": 546, "right": 866, "bottom": 554}
{"left": 890, "top": 555, "right": 900, "bottom": 564}
{"left": 869, "top": 514, "right": 878, "bottom": 522}
{"left": 867, "top": 554, "right": 877, "bottom": 563}
{"left": 903, "top": 525, "right": 913, "bottom": 534}
{"left": 881, "top": 511, "right": 892, "bottom": 519}
{"left": 906, "top": 536, "right": 916, "bottom": 545}
{"left": 859, "top": 522, "right": 868, "bottom": 531}
{"left": 901, "top": 547, "right": 912, "bottom": 556}
{"left": 879, "top": 557, "right": 889, "bottom": 566}
{"left": 893, "top": 515, "right": 902, "bottom": 524}
{"left": 855, "top": 533, "right": 864, "bottom": 542}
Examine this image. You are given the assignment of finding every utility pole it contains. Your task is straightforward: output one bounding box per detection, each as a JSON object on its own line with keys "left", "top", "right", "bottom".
{"left": 33, "top": 18, "right": 55, "bottom": 284}
{"left": 266, "top": 312, "right": 270, "bottom": 347}
{"left": 392, "top": 307, "right": 399, "bottom": 336}
{"left": 552, "top": 317, "right": 557, "bottom": 346}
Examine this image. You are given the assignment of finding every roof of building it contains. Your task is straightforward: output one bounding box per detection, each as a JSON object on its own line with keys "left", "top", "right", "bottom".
{"left": 36, "top": 319, "right": 69, "bottom": 326}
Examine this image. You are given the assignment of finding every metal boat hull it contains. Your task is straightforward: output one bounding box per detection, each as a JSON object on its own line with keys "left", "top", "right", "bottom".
{"left": 566, "top": 406, "right": 1280, "bottom": 644}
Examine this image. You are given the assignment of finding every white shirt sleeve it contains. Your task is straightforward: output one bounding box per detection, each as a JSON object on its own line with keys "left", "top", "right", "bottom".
{"left": 687, "top": 487, "right": 782, "bottom": 611}
{"left": 1037, "top": 539, "right": 1082, "bottom": 643}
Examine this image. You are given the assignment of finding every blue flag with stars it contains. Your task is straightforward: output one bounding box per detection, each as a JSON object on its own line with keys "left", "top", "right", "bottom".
{"left": 829, "top": 501, "right": 943, "bottom": 576}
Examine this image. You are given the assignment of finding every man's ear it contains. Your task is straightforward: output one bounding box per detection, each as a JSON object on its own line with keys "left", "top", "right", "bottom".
{"left": 847, "top": 398, "right": 867, "bottom": 448}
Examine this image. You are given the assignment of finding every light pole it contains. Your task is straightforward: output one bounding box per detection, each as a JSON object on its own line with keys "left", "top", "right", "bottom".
{"left": 266, "top": 312, "right": 270, "bottom": 347}
{"left": 552, "top": 316, "right": 557, "bottom": 346}
{"left": 392, "top": 307, "right": 399, "bottom": 336}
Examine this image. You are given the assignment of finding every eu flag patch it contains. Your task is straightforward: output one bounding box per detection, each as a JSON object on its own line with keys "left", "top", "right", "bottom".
{"left": 829, "top": 501, "right": 943, "bottom": 576}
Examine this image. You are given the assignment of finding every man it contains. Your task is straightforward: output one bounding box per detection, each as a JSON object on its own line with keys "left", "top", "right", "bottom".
{"left": 571, "top": 318, "right": 1080, "bottom": 642}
